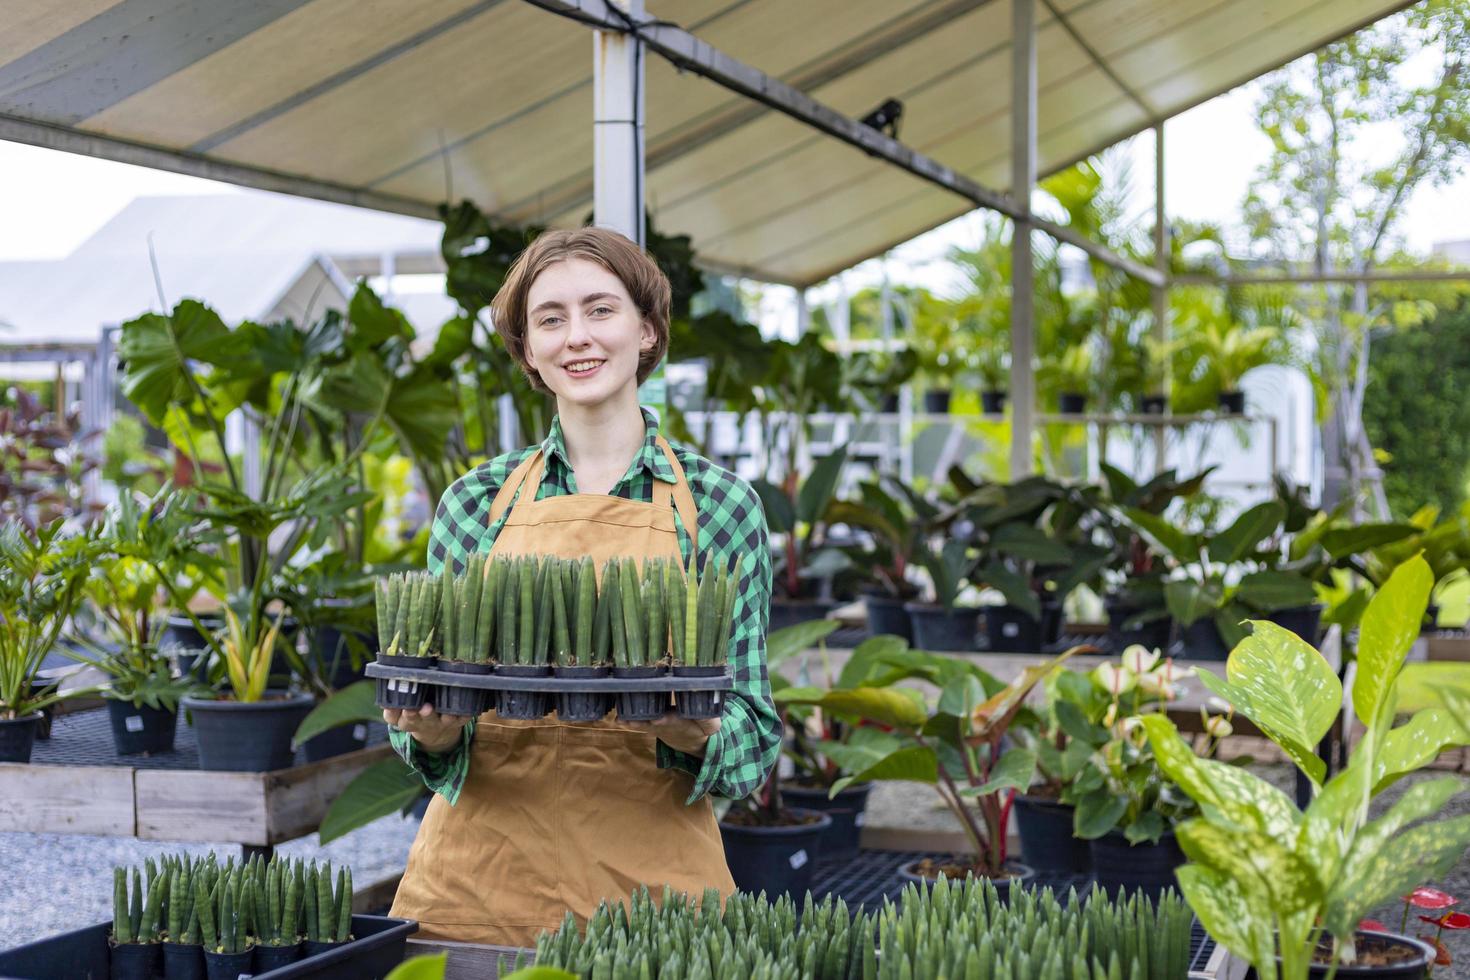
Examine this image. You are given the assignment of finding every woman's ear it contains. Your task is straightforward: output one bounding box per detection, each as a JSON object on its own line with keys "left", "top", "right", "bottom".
{"left": 639, "top": 317, "right": 656, "bottom": 351}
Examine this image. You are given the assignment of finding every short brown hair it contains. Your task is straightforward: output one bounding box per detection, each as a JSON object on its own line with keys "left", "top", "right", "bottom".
{"left": 490, "top": 227, "right": 671, "bottom": 393}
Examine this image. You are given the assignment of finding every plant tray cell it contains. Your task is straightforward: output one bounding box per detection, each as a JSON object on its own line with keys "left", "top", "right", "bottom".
{"left": 806, "top": 848, "right": 1216, "bottom": 975}
{"left": 20, "top": 707, "right": 387, "bottom": 771}
{"left": 366, "top": 661, "right": 732, "bottom": 693}
{"left": 0, "top": 915, "right": 415, "bottom": 979}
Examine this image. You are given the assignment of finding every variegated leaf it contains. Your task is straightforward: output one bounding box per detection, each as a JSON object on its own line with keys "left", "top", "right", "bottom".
{"left": 1374, "top": 709, "right": 1470, "bottom": 792}
{"left": 1141, "top": 716, "right": 1299, "bottom": 839}
{"left": 1174, "top": 864, "right": 1278, "bottom": 980}
{"left": 1177, "top": 820, "right": 1324, "bottom": 916}
{"left": 1354, "top": 555, "right": 1432, "bottom": 727}
{"left": 1324, "top": 816, "right": 1470, "bottom": 942}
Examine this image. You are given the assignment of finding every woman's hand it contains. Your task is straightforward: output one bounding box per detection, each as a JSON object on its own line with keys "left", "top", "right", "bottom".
{"left": 383, "top": 703, "right": 472, "bottom": 754}
{"left": 626, "top": 712, "right": 722, "bottom": 756}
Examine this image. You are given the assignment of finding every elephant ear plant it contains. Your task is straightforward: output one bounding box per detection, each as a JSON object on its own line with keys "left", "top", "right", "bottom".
{"left": 1142, "top": 555, "right": 1470, "bottom": 979}
{"left": 780, "top": 638, "right": 1082, "bottom": 883}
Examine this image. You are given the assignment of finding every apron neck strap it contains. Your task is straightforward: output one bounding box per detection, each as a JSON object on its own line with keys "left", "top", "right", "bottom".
{"left": 655, "top": 437, "right": 701, "bottom": 568}
{"left": 488, "top": 450, "right": 544, "bottom": 526}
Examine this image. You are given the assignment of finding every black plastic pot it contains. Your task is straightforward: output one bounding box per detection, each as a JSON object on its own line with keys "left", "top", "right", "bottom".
{"left": 863, "top": 592, "right": 913, "bottom": 642}
{"left": 1267, "top": 603, "right": 1323, "bottom": 645}
{"left": 162, "top": 941, "right": 204, "bottom": 980}
{"left": 905, "top": 603, "right": 980, "bottom": 652}
{"left": 767, "top": 598, "right": 838, "bottom": 633}
{"left": 174, "top": 650, "right": 211, "bottom": 685}
{"left": 302, "top": 939, "right": 347, "bottom": 959}
{"left": 880, "top": 392, "right": 901, "bottom": 414}
{"left": 1059, "top": 392, "right": 1087, "bottom": 414}
{"left": 0, "top": 713, "right": 42, "bottom": 763}
{"left": 110, "top": 940, "right": 161, "bottom": 980}
{"left": 0, "top": 914, "right": 414, "bottom": 980}
{"left": 983, "top": 604, "right": 1044, "bottom": 653}
{"left": 671, "top": 664, "right": 726, "bottom": 719}
{"left": 1040, "top": 598, "right": 1063, "bottom": 647}
{"left": 301, "top": 721, "right": 370, "bottom": 763}
{"left": 554, "top": 665, "right": 613, "bottom": 722}
{"left": 1287, "top": 931, "right": 1435, "bottom": 979}
{"left": 182, "top": 692, "right": 314, "bottom": 772}
{"left": 308, "top": 624, "right": 374, "bottom": 691}
{"left": 779, "top": 782, "right": 873, "bottom": 862}
{"left": 612, "top": 665, "right": 668, "bottom": 721}
{"left": 1088, "top": 829, "right": 1185, "bottom": 899}
{"left": 106, "top": 699, "right": 178, "bottom": 756}
{"left": 28, "top": 680, "right": 54, "bottom": 740}
{"left": 981, "top": 390, "right": 1007, "bottom": 414}
{"left": 164, "top": 613, "right": 223, "bottom": 654}
{"left": 1180, "top": 618, "right": 1231, "bottom": 660}
{"left": 1014, "top": 795, "right": 1090, "bottom": 873}
{"left": 897, "top": 860, "right": 1035, "bottom": 903}
{"left": 495, "top": 664, "right": 552, "bottom": 720}
{"left": 435, "top": 660, "right": 492, "bottom": 718}
{"left": 923, "top": 389, "right": 951, "bottom": 414}
{"left": 1219, "top": 390, "right": 1246, "bottom": 414}
{"left": 374, "top": 653, "right": 435, "bottom": 711}
{"left": 1105, "top": 598, "right": 1173, "bottom": 654}
{"left": 203, "top": 947, "right": 252, "bottom": 980}
{"left": 719, "top": 809, "right": 832, "bottom": 899}
{"left": 252, "top": 942, "right": 301, "bottom": 970}
{"left": 1141, "top": 394, "right": 1168, "bottom": 415}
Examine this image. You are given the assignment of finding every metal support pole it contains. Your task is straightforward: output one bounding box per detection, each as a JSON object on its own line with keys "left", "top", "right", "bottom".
{"left": 1151, "top": 123, "right": 1169, "bottom": 475}
{"left": 1009, "top": 0, "right": 1037, "bottom": 479}
{"left": 593, "top": 0, "right": 645, "bottom": 244}
{"left": 794, "top": 288, "right": 810, "bottom": 338}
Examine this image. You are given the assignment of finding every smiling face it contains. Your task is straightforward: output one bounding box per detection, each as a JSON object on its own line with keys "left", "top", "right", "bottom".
{"left": 522, "top": 257, "right": 656, "bottom": 409}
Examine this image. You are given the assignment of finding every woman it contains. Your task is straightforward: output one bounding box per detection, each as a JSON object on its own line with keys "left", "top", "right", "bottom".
{"left": 383, "top": 227, "right": 780, "bottom": 946}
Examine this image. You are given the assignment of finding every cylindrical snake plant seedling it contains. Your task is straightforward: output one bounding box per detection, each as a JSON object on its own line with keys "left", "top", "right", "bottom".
{"left": 619, "top": 558, "right": 644, "bottom": 666}
{"left": 518, "top": 557, "right": 536, "bottom": 666}
{"left": 552, "top": 559, "right": 571, "bottom": 666}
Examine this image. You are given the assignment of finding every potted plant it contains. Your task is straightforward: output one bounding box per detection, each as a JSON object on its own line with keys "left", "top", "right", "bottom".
{"left": 972, "top": 339, "right": 1010, "bottom": 415}
{"left": 1095, "top": 464, "right": 1212, "bottom": 653}
{"left": 300, "top": 862, "right": 353, "bottom": 957}
{"left": 180, "top": 605, "right": 313, "bottom": 771}
{"left": 374, "top": 570, "right": 441, "bottom": 712}
{"left": 248, "top": 858, "right": 304, "bottom": 971}
{"left": 553, "top": 555, "right": 612, "bottom": 722}
{"left": 1142, "top": 555, "right": 1470, "bottom": 980}
{"left": 434, "top": 553, "right": 498, "bottom": 720}
{"left": 827, "top": 475, "right": 934, "bottom": 641}
{"left": 1054, "top": 645, "right": 1229, "bottom": 897}
{"left": 1197, "top": 321, "right": 1278, "bottom": 413}
{"left": 782, "top": 640, "right": 1080, "bottom": 892}
{"left": 196, "top": 866, "right": 254, "bottom": 980}
{"left": 0, "top": 519, "right": 93, "bottom": 762}
{"left": 1139, "top": 337, "right": 1174, "bottom": 415}
{"left": 1007, "top": 668, "right": 1094, "bottom": 874}
{"left": 904, "top": 538, "right": 981, "bottom": 652}
{"left": 111, "top": 865, "right": 164, "bottom": 980}
{"left": 770, "top": 623, "right": 889, "bottom": 861}
{"left": 668, "top": 553, "right": 738, "bottom": 720}
{"left": 161, "top": 856, "right": 207, "bottom": 980}
{"left": 753, "top": 449, "right": 851, "bottom": 629}
{"left": 494, "top": 555, "right": 554, "bottom": 720}
{"left": 1046, "top": 343, "right": 1094, "bottom": 414}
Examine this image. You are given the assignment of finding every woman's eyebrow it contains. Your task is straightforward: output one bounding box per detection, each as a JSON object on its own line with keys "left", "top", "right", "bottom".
{"left": 529, "top": 292, "right": 619, "bottom": 316}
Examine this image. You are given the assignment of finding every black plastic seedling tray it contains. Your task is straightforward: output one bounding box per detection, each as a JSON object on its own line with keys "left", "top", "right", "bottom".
{"left": 367, "top": 660, "right": 732, "bottom": 692}
{"left": 0, "top": 915, "right": 415, "bottom": 980}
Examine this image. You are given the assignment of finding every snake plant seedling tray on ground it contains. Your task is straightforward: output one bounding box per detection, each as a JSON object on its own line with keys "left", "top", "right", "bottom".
{"left": 366, "top": 661, "right": 732, "bottom": 692}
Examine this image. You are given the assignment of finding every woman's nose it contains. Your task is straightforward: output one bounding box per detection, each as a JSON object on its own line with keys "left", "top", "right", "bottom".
{"left": 565, "top": 313, "right": 592, "bottom": 347}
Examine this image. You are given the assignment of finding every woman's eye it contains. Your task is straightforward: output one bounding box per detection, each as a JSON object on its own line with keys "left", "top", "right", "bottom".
{"left": 591, "top": 305, "right": 613, "bottom": 316}
{"left": 539, "top": 316, "right": 562, "bottom": 327}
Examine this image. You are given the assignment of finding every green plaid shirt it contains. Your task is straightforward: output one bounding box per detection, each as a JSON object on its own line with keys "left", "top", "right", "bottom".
{"left": 388, "top": 410, "right": 778, "bottom": 807}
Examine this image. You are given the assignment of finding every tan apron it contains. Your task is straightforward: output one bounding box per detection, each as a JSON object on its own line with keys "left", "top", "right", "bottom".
{"left": 390, "top": 437, "right": 736, "bottom": 946}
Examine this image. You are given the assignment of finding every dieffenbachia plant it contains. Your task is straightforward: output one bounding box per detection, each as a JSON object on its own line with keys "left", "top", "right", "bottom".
{"left": 1143, "top": 555, "right": 1470, "bottom": 979}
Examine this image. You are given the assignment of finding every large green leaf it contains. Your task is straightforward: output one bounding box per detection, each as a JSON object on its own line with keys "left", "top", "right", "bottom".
{"left": 386, "top": 363, "right": 460, "bottom": 463}
{"left": 1177, "top": 820, "right": 1323, "bottom": 916}
{"left": 989, "top": 524, "right": 1070, "bottom": 564}
{"left": 1323, "top": 816, "right": 1470, "bottom": 942}
{"left": 767, "top": 619, "right": 840, "bottom": 667}
{"left": 796, "top": 449, "right": 848, "bottom": 525}
{"left": 963, "top": 747, "right": 1035, "bottom": 796}
{"left": 1140, "top": 716, "right": 1300, "bottom": 839}
{"left": 1073, "top": 790, "right": 1128, "bottom": 838}
{"left": 795, "top": 687, "right": 929, "bottom": 729}
{"left": 1164, "top": 578, "right": 1223, "bottom": 627}
{"left": 1122, "top": 508, "right": 1199, "bottom": 563}
{"left": 835, "top": 634, "right": 909, "bottom": 689}
{"left": 830, "top": 745, "right": 938, "bottom": 795}
{"left": 1319, "top": 523, "right": 1418, "bottom": 560}
{"left": 1373, "top": 708, "right": 1470, "bottom": 791}
{"left": 975, "top": 561, "right": 1040, "bottom": 620}
{"left": 385, "top": 953, "right": 451, "bottom": 980}
{"left": 1234, "top": 571, "right": 1319, "bottom": 614}
{"left": 813, "top": 728, "right": 903, "bottom": 776}
{"left": 292, "top": 680, "right": 378, "bottom": 747}
{"left": 1208, "top": 501, "right": 1285, "bottom": 564}
{"left": 1353, "top": 554, "right": 1432, "bottom": 727}
{"left": 752, "top": 479, "right": 795, "bottom": 535}
{"left": 318, "top": 758, "right": 425, "bottom": 844}
{"left": 347, "top": 281, "right": 415, "bottom": 348}
{"left": 1195, "top": 621, "right": 1341, "bottom": 785}
{"left": 1173, "top": 864, "right": 1277, "bottom": 980}
{"left": 118, "top": 302, "right": 249, "bottom": 425}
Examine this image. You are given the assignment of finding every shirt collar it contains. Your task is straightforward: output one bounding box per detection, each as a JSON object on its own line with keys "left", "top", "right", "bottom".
{"left": 542, "top": 409, "right": 676, "bottom": 486}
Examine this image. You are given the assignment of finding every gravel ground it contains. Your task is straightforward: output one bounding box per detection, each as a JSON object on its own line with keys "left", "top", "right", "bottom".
{"left": 0, "top": 811, "right": 422, "bottom": 949}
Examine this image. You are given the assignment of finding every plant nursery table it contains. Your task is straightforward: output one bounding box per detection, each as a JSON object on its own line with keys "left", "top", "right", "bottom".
{"left": 0, "top": 705, "right": 391, "bottom": 855}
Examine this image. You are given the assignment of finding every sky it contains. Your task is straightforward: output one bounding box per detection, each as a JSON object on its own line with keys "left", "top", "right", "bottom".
{"left": 2, "top": 75, "right": 1468, "bottom": 300}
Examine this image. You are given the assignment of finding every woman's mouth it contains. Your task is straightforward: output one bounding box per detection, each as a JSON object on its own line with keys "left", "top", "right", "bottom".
{"left": 563, "top": 359, "right": 605, "bottom": 379}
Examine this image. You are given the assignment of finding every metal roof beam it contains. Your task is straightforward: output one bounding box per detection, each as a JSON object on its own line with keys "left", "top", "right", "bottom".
{"left": 523, "top": 0, "right": 1164, "bottom": 288}
{"left": 1175, "top": 269, "right": 1470, "bottom": 285}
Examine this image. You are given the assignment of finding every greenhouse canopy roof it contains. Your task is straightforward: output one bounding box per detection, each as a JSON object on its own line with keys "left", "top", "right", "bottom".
{"left": 1, "top": 0, "right": 1412, "bottom": 287}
